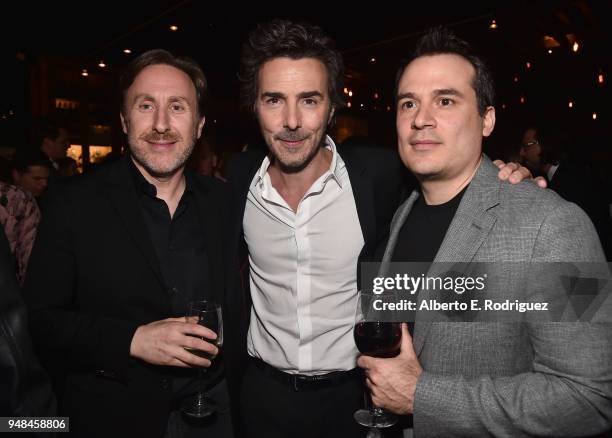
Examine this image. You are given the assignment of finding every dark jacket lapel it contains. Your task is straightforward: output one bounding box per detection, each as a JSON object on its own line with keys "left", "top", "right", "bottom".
{"left": 190, "top": 175, "right": 225, "bottom": 304}
{"left": 103, "top": 157, "right": 165, "bottom": 287}
{"left": 341, "top": 149, "right": 377, "bottom": 255}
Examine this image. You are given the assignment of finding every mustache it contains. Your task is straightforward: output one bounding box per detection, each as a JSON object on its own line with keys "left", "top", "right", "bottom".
{"left": 139, "top": 131, "right": 182, "bottom": 143}
{"left": 274, "top": 130, "right": 309, "bottom": 142}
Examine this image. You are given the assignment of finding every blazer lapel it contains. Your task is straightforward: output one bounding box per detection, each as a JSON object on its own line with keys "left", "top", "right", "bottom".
{"left": 192, "top": 178, "right": 228, "bottom": 306}
{"left": 104, "top": 158, "right": 165, "bottom": 287}
{"left": 342, "top": 150, "right": 377, "bottom": 252}
{"left": 413, "top": 157, "right": 501, "bottom": 356}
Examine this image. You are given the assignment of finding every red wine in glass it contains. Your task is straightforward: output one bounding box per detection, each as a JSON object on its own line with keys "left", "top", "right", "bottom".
{"left": 353, "top": 293, "right": 401, "bottom": 429}
{"left": 354, "top": 321, "right": 401, "bottom": 358}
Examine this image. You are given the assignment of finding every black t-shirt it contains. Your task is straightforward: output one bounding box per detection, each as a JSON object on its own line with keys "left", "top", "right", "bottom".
{"left": 392, "top": 186, "right": 467, "bottom": 262}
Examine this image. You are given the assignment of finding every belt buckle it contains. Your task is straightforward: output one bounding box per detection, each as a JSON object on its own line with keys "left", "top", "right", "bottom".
{"left": 292, "top": 374, "right": 316, "bottom": 392}
{"left": 292, "top": 374, "right": 302, "bottom": 391}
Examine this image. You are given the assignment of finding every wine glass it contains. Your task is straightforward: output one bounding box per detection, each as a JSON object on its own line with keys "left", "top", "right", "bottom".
{"left": 353, "top": 292, "right": 401, "bottom": 429}
{"left": 181, "top": 300, "right": 223, "bottom": 418}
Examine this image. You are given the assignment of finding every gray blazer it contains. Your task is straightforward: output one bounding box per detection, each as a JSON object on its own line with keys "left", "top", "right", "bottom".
{"left": 382, "top": 156, "right": 612, "bottom": 437}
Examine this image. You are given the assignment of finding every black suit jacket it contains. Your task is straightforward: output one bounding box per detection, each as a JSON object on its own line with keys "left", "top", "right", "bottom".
{"left": 223, "top": 145, "right": 410, "bottom": 387}
{"left": 23, "top": 156, "right": 232, "bottom": 438}
{"left": 548, "top": 163, "right": 611, "bottom": 259}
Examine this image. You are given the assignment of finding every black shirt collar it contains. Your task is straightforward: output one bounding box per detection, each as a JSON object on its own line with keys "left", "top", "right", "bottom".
{"left": 127, "top": 155, "right": 194, "bottom": 199}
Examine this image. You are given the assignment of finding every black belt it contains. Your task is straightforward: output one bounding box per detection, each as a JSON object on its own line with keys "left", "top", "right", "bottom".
{"left": 250, "top": 357, "right": 361, "bottom": 392}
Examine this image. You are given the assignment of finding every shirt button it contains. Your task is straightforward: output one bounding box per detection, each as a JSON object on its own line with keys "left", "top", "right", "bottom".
{"left": 161, "top": 378, "right": 170, "bottom": 390}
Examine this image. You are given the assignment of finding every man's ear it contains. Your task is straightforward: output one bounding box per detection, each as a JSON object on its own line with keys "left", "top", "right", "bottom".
{"left": 482, "top": 106, "right": 496, "bottom": 137}
{"left": 328, "top": 106, "right": 335, "bottom": 125}
{"left": 196, "top": 116, "right": 206, "bottom": 139}
{"left": 120, "top": 113, "right": 128, "bottom": 135}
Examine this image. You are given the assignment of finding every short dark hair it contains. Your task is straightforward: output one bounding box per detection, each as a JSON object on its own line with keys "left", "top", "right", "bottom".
{"left": 395, "top": 26, "right": 495, "bottom": 116}
{"left": 525, "top": 123, "right": 564, "bottom": 165}
{"left": 31, "top": 117, "right": 68, "bottom": 147}
{"left": 11, "top": 149, "right": 52, "bottom": 174}
{"left": 239, "top": 19, "right": 345, "bottom": 112}
{"left": 119, "top": 49, "right": 207, "bottom": 117}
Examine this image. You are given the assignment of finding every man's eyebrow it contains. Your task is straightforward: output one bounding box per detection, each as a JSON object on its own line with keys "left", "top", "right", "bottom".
{"left": 432, "top": 88, "right": 464, "bottom": 98}
{"left": 259, "top": 91, "right": 323, "bottom": 99}
{"left": 167, "top": 96, "right": 190, "bottom": 104}
{"left": 396, "top": 91, "right": 416, "bottom": 101}
{"left": 297, "top": 91, "right": 323, "bottom": 99}
{"left": 260, "top": 91, "right": 285, "bottom": 99}
{"left": 396, "top": 89, "right": 465, "bottom": 100}
{"left": 132, "top": 93, "right": 155, "bottom": 102}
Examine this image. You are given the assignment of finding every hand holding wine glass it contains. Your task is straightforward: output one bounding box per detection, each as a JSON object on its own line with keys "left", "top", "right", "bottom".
{"left": 357, "top": 322, "right": 423, "bottom": 416}
{"left": 129, "top": 317, "right": 218, "bottom": 367}
{"left": 181, "top": 300, "right": 223, "bottom": 418}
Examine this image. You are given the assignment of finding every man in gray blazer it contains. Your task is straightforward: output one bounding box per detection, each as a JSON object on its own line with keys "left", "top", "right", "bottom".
{"left": 357, "top": 27, "right": 612, "bottom": 437}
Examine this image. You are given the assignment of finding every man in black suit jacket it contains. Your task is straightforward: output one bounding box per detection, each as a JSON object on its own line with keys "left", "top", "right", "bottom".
{"left": 24, "top": 50, "right": 233, "bottom": 438}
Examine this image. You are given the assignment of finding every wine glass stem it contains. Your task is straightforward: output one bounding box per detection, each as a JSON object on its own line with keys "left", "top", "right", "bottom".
{"left": 197, "top": 368, "right": 206, "bottom": 397}
{"left": 367, "top": 389, "right": 385, "bottom": 424}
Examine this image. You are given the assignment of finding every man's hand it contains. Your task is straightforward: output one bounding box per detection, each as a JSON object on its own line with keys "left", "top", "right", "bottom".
{"left": 130, "top": 317, "right": 219, "bottom": 368}
{"left": 357, "top": 323, "right": 422, "bottom": 415}
{"left": 493, "top": 160, "right": 547, "bottom": 188}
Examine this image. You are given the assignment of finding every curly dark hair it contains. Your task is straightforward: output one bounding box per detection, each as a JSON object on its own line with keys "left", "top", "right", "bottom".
{"left": 239, "top": 19, "right": 345, "bottom": 112}
{"left": 120, "top": 49, "right": 207, "bottom": 117}
{"left": 395, "top": 26, "right": 495, "bottom": 116}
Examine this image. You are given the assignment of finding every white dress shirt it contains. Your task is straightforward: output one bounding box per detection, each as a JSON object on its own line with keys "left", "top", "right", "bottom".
{"left": 547, "top": 163, "right": 559, "bottom": 182}
{"left": 244, "top": 136, "right": 364, "bottom": 374}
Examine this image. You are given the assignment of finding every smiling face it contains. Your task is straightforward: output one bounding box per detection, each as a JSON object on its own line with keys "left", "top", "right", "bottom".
{"left": 121, "top": 63, "right": 205, "bottom": 179}
{"left": 254, "top": 57, "right": 334, "bottom": 173}
{"left": 396, "top": 53, "right": 495, "bottom": 187}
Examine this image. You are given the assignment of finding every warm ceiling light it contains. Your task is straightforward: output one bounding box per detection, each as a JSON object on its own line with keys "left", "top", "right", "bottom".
{"left": 592, "top": 112, "right": 597, "bottom": 120}
{"left": 347, "top": 102, "right": 352, "bottom": 108}
{"left": 123, "top": 49, "right": 132, "bottom": 54}
{"left": 386, "top": 106, "right": 391, "bottom": 111}
{"left": 526, "top": 62, "right": 531, "bottom": 69}
{"left": 343, "top": 87, "right": 348, "bottom": 94}
{"left": 81, "top": 69, "right": 89, "bottom": 77}
{"left": 514, "top": 76, "right": 519, "bottom": 83}
{"left": 370, "top": 57, "right": 376, "bottom": 63}
{"left": 568, "top": 100, "right": 574, "bottom": 108}
{"left": 374, "top": 93, "right": 379, "bottom": 99}
{"left": 348, "top": 91, "right": 353, "bottom": 97}
{"left": 489, "top": 20, "right": 497, "bottom": 30}
{"left": 501, "top": 103, "right": 506, "bottom": 109}
{"left": 598, "top": 72, "right": 604, "bottom": 85}
{"left": 543, "top": 35, "right": 560, "bottom": 49}
{"left": 170, "top": 25, "right": 179, "bottom": 31}
{"left": 98, "top": 61, "right": 106, "bottom": 68}
{"left": 548, "top": 49, "right": 553, "bottom": 54}
{"left": 572, "top": 42, "right": 579, "bottom": 52}
{"left": 520, "top": 96, "right": 525, "bottom": 104}
{"left": 360, "top": 103, "right": 364, "bottom": 108}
